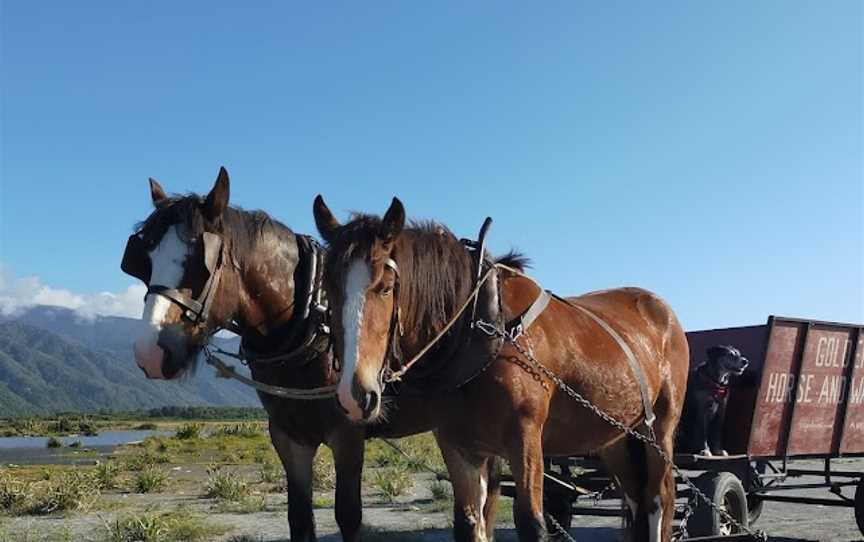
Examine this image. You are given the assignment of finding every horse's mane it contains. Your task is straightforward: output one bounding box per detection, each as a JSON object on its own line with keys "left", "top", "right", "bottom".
{"left": 134, "top": 194, "right": 295, "bottom": 263}
{"left": 326, "top": 214, "right": 529, "bottom": 345}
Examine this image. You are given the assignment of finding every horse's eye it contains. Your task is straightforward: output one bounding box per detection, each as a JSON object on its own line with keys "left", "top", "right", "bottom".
{"left": 380, "top": 285, "right": 393, "bottom": 297}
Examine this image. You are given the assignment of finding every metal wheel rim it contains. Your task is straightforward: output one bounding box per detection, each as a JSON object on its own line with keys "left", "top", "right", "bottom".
{"left": 719, "top": 493, "right": 743, "bottom": 536}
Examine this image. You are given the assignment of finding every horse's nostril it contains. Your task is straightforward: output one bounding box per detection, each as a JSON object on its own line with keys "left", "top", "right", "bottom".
{"left": 362, "top": 391, "right": 380, "bottom": 418}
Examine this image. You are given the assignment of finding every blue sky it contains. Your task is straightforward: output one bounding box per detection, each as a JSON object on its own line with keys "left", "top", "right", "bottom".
{"left": 1, "top": 1, "right": 861, "bottom": 329}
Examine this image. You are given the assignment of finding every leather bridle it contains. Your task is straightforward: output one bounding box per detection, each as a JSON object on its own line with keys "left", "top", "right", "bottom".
{"left": 121, "top": 230, "right": 227, "bottom": 329}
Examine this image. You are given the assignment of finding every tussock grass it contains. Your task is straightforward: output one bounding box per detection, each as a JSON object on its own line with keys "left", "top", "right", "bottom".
{"left": 211, "top": 422, "right": 262, "bottom": 438}
{"left": 173, "top": 423, "right": 203, "bottom": 440}
{"left": 258, "top": 461, "right": 282, "bottom": 484}
{"left": 133, "top": 469, "right": 167, "bottom": 493}
{"left": 45, "top": 437, "right": 63, "bottom": 449}
{"left": 215, "top": 494, "right": 266, "bottom": 514}
{"left": 365, "top": 433, "right": 443, "bottom": 473}
{"left": 371, "top": 467, "right": 413, "bottom": 503}
{"left": 312, "top": 450, "right": 336, "bottom": 491}
{"left": 103, "top": 510, "right": 224, "bottom": 542}
{"left": 205, "top": 466, "right": 250, "bottom": 501}
{"left": 93, "top": 462, "right": 120, "bottom": 490}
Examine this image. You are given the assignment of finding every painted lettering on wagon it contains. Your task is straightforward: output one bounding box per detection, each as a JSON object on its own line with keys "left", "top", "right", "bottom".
{"left": 763, "top": 373, "right": 864, "bottom": 405}
{"left": 763, "top": 335, "right": 864, "bottom": 405}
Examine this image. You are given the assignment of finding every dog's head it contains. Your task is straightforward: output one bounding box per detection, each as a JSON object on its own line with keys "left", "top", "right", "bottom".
{"left": 706, "top": 345, "right": 749, "bottom": 377}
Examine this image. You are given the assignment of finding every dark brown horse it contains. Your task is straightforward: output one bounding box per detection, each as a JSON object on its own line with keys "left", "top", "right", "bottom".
{"left": 313, "top": 196, "right": 690, "bottom": 542}
{"left": 121, "top": 169, "right": 498, "bottom": 541}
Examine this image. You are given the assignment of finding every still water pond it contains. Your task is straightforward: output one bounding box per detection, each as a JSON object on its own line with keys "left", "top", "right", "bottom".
{"left": 0, "top": 430, "right": 169, "bottom": 465}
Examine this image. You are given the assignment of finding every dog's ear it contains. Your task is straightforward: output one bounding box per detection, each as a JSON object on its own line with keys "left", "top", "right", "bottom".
{"left": 706, "top": 345, "right": 726, "bottom": 361}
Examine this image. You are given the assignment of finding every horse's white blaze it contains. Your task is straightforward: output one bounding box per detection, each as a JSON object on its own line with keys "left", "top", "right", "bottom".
{"left": 648, "top": 496, "right": 662, "bottom": 542}
{"left": 133, "top": 226, "right": 188, "bottom": 378}
{"left": 338, "top": 259, "right": 371, "bottom": 421}
{"left": 142, "top": 226, "right": 187, "bottom": 328}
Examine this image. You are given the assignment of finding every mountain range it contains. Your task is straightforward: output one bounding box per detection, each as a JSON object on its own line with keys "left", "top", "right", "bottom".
{"left": 0, "top": 306, "right": 260, "bottom": 416}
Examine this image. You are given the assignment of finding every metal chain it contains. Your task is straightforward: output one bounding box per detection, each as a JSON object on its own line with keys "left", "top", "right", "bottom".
{"left": 475, "top": 321, "right": 768, "bottom": 542}
{"left": 545, "top": 510, "right": 579, "bottom": 542}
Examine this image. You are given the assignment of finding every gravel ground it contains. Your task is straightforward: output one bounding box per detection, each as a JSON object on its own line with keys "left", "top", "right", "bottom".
{"left": 2, "top": 459, "right": 863, "bottom": 541}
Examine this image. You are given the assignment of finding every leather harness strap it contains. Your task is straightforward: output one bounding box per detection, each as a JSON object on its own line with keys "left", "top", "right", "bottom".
{"left": 550, "top": 292, "right": 656, "bottom": 427}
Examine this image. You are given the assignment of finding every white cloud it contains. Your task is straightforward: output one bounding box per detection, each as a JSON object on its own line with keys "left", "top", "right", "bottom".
{"left": 0, "top": 263, "right": 145, "bottom": 319}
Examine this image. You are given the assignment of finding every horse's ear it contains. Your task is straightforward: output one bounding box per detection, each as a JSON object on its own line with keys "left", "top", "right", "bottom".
{"left": 204, "top": 167, "right": 230, "bottom": 221}
{"left": 149, "top": 178, "right": 167, "bottom": 206}
{"left": 313, "top": 195, "right": 341, "bottom": 243}
{"left": 379, "top": 197, "right": 405, "bottom": 243}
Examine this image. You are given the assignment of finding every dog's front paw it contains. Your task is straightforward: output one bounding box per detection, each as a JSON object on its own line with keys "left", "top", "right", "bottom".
{"left": 699, "top": 448, "right": 713, "bottom": 457}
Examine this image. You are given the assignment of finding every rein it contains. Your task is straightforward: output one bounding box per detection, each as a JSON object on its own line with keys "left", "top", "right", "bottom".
{"left": 202, "top": 345, "right": 337, "bottom": 400}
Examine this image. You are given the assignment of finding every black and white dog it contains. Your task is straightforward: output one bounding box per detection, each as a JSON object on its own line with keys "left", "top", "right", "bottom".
{"left": 679, "top": 345, "right": 749, "bottom": 456}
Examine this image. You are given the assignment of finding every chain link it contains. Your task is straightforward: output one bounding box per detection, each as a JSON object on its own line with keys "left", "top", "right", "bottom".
{"left": 545, "top": 510, "right": 579, "bottom": 542}
{"left": 476, "top": 320, "right": 768, "bottom": 542}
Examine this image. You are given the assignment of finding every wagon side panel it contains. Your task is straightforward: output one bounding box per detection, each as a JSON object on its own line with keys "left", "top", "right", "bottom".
{"left": 839, "top": 328, "right": 864, "bottom": 454}
{"left": 786, "top": 324, "right": 858, "bottom": 455}
{"left": 747, "top": 319, "right": 807, "bottom": 457}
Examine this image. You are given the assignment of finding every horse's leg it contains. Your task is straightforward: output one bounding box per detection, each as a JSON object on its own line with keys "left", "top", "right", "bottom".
{"left": 483, "top": 456, "right": 503, "bottom": 540}
{"left": 436, "top": 433, "right": 492, "bottom": 542}
{"left": 505, "top": 425, "right": 548, "bottom": 542}
{"left": 330, "top": 426, "right": 365, "bottom": 542}
{"left": 600, "top": 436, "right": 648, "bottom": 542}
{"left": 269, "top": 420, "right": 318, "bottom": 542}
{"left": 641, "top": 385, "right": 679, "bottom": 542}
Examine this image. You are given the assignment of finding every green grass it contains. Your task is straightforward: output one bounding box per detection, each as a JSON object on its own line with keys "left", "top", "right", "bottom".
{"left": 173, "top": 423, "right": 203, "bottom": 440}
{"left": 258, "top": 461, "right": 282, "bottom": 484}
{"left": 93, "top": 462, "right": 121, "bottom": 490}
{"left": 215, "top": 494, "right": 266, "bottom": 514}
{"left": 371, "top": 467, "right": 414, "bottom": 503}
{"left": 133, "top": 469, "right": 167, "bottom": 493}
{"left": 103, "top": 510, "right": 226, "bottom": 542}
{"left": 205, "top": 466, "right": 250, "bottom": 501}
{"left": 312, "top": 449, "right": 336, "bottom": 491}
{"left": 211, "top": 422, "right": 263, "bottom": 438}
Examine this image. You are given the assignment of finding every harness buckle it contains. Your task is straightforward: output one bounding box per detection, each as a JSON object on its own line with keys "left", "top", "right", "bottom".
{"left": 508, "top": 323, "right": 524, "bottom": 342}
{"left": 472, "top": 319, "right": 500, "bottom": 337}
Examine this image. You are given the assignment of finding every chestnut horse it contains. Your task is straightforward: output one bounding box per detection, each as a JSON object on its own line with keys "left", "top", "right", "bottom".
{"left": 313, "top": 196, "right": 689, "bottom": 542}
{"left": 121, "top": 169, "right": 496, "bottom": 541}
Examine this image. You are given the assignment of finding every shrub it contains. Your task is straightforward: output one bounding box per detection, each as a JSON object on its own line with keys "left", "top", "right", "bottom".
{"left": 312, "top": 452, "right": 336, "bottom": 491}
{"left": 105, "top": 511, "right": 222, "bottom": 542}
{"left": 94, "top": 462, "right": 120, "bottom": 490}
{"left": 205, "top": 467, "right": 249, "bottom": 501}
{"left": 134, "top": 469, "right": 167, "bottom": 493}
{"left": 173, "top": 423, "right": 203, "bottom": 440}
{"left": 429, "top": 480, "right": 451, "bottom": 501}
{"left": 0, "top": 472, "right": 33, "bottom": 513}
{"left": 46, "top": 436, "right": 63, "bottom": 448}
{"left": 28, "top": 470, "right": 100, "bottom": 514}
{"left": 212, "top": 423, "right": 261, "bottom": 438}
{"left": 258, "top": 461, "right": 282, "bottom": 485}
{"left": 372, "top": 468, "right": 413, "bottom": 503}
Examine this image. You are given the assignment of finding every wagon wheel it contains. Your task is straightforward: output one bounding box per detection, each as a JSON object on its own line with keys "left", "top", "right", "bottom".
{"left": 745, "top": 461, "right": 767, "bottom": 525}
{"left": 855, "top": 477, "right": 864, "bottom": 536}
{"left": 688, "top": 471, "right": 749, "bottom": 537}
